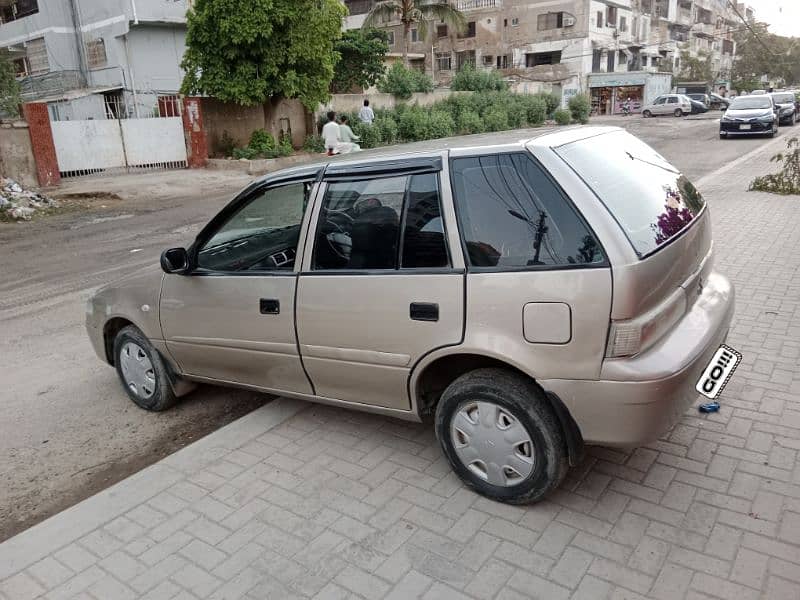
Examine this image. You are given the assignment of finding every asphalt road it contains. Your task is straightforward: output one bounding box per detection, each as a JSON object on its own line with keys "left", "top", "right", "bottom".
{"left": 0, "top": 114, "right": 787, "bottom": 541}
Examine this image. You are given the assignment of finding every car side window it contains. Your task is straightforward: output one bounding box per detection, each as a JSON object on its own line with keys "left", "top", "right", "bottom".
{"left": 196, "top": 182, "right": 312, "bottom": 272}
{"left": 667, "top": 97, "right": 678, "bottom": 104}
{"left": 313, "top": 173, "right": 449, "bottom": 270}
{"left": 450, "top": 153, "right": 605, "bottom": 269}
{"left": 654, "top": 97, "right": 666, "bottom": 105}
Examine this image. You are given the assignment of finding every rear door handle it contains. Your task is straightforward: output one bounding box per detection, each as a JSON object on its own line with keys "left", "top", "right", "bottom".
{"left": 260, "top": 299, "right": 280, "bottom": 315}
{"left": 410, "top": 302, "right": 439, "bottom": 322}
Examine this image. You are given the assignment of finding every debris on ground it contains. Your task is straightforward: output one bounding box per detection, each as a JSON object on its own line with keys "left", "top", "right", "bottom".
{"left": 1, "top": 176, "right": 60, "bottom": 222}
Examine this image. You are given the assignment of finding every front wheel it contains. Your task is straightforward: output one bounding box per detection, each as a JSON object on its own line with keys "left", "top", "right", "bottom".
{"left": 435, "top": 369, "right": 568, "bottom": 504}
{"left": 674, "top": 109, "right": 684, "bottom": 117}
{"left": 642, "top": 110, "right": 652, "bottom": 118}
{"left": 114, "top": 325, "right": 178, "bottom": 411}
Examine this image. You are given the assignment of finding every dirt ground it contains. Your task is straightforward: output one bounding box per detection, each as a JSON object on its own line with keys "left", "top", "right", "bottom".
{"left": 0, "top": 116, "right": 781, "bottom": 542}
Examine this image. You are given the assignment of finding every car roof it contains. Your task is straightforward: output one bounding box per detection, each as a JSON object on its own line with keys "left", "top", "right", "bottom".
{"left": 254, "top": 125, "right": 621, "bottom": 185}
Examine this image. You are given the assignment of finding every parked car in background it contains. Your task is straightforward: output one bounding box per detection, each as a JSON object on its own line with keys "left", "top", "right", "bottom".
{"left": 709, "top": 93, "right": 730, "bottom": 110}
{"left": 751, "top": 89, "right": 767, "bottom": 96}
{"left": 687, "top": 98, "right": 710, "bottom": 114}
{"left": 720, "top": 95, "right": 779, "bottom": 138}
{"left": 642, "top": 94, "right": 693, "bottom": 117}
{"left": 771, "top": 91, "right": 798, "bottom": 125}
{"left": 687, "top": 93, "right": 711, "bottom": 109}
{"left": 86, "top": 127, "right": 734, "bottom": 504}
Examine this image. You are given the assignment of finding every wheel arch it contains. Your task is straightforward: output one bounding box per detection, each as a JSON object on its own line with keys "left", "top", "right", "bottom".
{"left": 103, "top": 316, "right": 135, "bottom": 365}
{"left": 411, "top": 351, "right": 585, "bottom": 466}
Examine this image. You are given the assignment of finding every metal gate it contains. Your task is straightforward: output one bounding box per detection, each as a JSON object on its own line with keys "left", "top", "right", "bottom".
{"left": 49, "top": 94, "right": 188, "bottom": 178}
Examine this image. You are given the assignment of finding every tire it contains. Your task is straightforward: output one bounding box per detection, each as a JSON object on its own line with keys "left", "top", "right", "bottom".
{"left": 769, "top": 123, "right": 778, "bottom": 138}
{"left": 674, "top": 109, "right": 683, "bottom": 117}
{"left": 114, "top": 325, "right": 177, "bottom": 412}
{"left": 642, "top": 110, "right": 652, "bottom": 118}
{"left": 435, "top": 368, "right": 568, "bottom": 504}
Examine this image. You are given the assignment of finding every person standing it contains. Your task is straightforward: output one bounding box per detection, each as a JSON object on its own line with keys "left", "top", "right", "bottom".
{"left": 358, "top": 99, "right": 375, "bottom": 124}
{"left": 321, "top": 111, "right": 340, "bottom": 156}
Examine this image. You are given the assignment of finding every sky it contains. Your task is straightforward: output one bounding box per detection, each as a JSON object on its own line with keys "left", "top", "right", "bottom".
{"left": 746, "top": 0, "right": 800, "bottom": 38}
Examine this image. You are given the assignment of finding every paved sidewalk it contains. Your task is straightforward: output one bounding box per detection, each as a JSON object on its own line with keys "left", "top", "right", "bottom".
{"left": 2, "top": 138, "right": 800, "bottom": 600}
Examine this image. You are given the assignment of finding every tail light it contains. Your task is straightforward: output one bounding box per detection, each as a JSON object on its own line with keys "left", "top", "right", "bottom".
{"left": 606, "top": 288, "right": 688, "bottom": 358}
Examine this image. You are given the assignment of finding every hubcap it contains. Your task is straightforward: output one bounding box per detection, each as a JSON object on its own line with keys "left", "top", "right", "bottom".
{"left": 119, "top": 342, "right": 156, "bottom": 399}
{"left": 450, "top": 401, "right": 535, "bottom": 487}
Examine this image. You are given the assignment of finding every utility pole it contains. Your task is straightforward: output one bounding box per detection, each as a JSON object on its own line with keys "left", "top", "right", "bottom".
{"left": 68, "top": 0, "right": 89, "bottom": 87}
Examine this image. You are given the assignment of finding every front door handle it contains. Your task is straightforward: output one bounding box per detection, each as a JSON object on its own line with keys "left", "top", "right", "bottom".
{"left": 260, "top": 299, "right": 280, "bottom": 315}
{"left": 410, "top": 302, "right": 439, "bottom": 322}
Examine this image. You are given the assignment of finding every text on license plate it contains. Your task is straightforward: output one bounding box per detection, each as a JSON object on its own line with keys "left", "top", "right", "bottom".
{"left": 696, "top": 344, "right": 742, "bottom": 400}
{"left": 740, "top": 124, "right": 752, "bottom": 130}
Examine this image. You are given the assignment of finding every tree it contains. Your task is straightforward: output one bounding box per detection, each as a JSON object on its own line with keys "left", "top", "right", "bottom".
{"left": 0, "top": 54, "right": 21, "bottom": 117}
{"left": 180, "top": 0, "right": 347, "bottom": 110}
{"left": 331, "top": 29, "right": 389, "bottom": 93}
{"left": 730, "top": 22, "right": 800, "bottom": 91}
{"left": 678, "top": 50, "right": 714, "bottom": 85}
{"left": 363, "top": 0, "right": 466, "bottom": 67}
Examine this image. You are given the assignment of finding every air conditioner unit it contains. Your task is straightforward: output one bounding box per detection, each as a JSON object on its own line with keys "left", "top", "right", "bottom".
{"left": 563, "top": 15, "right": 576, "bottom": 27}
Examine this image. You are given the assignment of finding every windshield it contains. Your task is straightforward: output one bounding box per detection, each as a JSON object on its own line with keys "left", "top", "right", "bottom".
{"left": 731, "top": 96, "right": 772, "bottom": 110}
{"left": 555, "top": 130, "right": 705, "bottom": 257}
{"left": 772, "top": 93, "right": 795, "bottom": 104}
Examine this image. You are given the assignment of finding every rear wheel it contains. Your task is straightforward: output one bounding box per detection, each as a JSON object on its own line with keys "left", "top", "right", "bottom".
{"left": 114, "top": 326, "right": 177, "bottom": 412}
{"left": 435, "top": 368, "right": 568, "bottom": 504}
{"left": 642, "top": 110, "right": 652, "bottom": 118}
{"left": 674, "top": 109, "right": 684, "bottom": 117}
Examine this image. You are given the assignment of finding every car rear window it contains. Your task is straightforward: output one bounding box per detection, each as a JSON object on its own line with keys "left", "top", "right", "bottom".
{"left": 554, "top": 130, "right": 705, "bottom": 257}
{"left": 772, "top": 93, "right": 795, "bottom": 104}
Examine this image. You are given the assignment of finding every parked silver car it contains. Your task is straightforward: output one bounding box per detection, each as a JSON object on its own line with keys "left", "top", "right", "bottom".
{"left": 86, "top": 127, "right": 735, "bottom": 504}
{"left": 642, "top": 94, "right": 693, "bottom": 117}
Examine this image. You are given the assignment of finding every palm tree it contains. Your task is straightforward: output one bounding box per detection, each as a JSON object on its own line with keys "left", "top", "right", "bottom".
{"left": 363, "top": 1, "right": 467, "bottom": 67}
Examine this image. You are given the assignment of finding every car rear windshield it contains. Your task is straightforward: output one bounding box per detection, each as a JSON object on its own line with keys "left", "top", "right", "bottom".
{"left": 772, "top": 93, "right": 795, "bottom": 104}
{"left": 731, "top": 96, "right": 772, "bottom": 109}
{"left": 554, "top": 130, "right": 705, "bottom": 257}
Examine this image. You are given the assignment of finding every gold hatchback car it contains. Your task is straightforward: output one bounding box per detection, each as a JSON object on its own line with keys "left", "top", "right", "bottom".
{"left": 87, "top": 126, "right": 734, "bottom": 503}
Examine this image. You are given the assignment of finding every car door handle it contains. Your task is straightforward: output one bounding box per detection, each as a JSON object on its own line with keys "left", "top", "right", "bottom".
{"left": 410, "top": 302, "right": 439, "bottom": 322}
{"left": 260, "top": 299, "right": 280, "bottom": 315}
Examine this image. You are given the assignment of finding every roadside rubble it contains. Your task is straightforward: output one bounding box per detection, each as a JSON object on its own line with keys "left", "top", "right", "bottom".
{"left": 0, "top": 176, "right": 60, "bottom": 221}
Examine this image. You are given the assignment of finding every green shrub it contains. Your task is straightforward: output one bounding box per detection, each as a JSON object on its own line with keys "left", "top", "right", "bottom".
{"left": 398, "top": 107, "right": 431, "bottom": 141}
{"left": 249, "top": 129, "right": 277, "bottom": 155}
{"left": 458, "top": 110, "right": 484, "bottom": 134}
{"left": 484, "top": 107, "right": 509, "bottom": 132}
{"left": 275, "top": 134, "right": 293, "bottom": 157}
{"left": 451, "top": 64, "right": 507, "bottom": 92}
{"left": 521, "top": 95, "right": 547, "bottom": 125}
{"left": 374, "top": 116, "right": 398, "bottom": 144}
{"left": 429, "top": 111, "right": 456, "bottom": 138}
{"left": 302, "top": 134, "right": 325, "bottom": 153}
{"left": 232, "top": 147, "right": 259, "bottom": 160}
{"left": 378, "top": 63, "right": 434, "bottom": 99}
{"left": 749, "top": 136, "right": 800, "bottom": 195}
{"left": 568, "top": 93, "right": 591, "bottom": 124}
{"left": 535, "top": 92, "right": 561, "bottom": 117}
{"left": 506, "top": 98, "right": 528, "bottom": 129}
{"left": 353, "top": 122, "right": 382, "bottom": 149}
{"left": 553, "top": 108, "right": 572, "bottom": 125}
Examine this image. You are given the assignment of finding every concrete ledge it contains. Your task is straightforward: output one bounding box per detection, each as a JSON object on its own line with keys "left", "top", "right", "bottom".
{"left": 207, "top": 153, "right": 321, "bottom": 177}
{"left": 0, "top": 397, "right": 308, "bottom": 581}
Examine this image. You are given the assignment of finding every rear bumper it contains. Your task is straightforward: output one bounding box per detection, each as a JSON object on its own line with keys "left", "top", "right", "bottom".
{"left": 543, "top": 272, "right": 735, "bottom": 447}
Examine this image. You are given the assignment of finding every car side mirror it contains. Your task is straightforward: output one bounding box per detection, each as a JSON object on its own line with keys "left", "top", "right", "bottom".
{"left": 161, "top": 247, "right": 190, "bottom": 274}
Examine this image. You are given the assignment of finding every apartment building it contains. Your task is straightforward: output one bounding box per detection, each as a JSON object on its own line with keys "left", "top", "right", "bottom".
{"left": 343, "top": 0, "right": 741, "bottom": 114}
{"left": 0, "top": 0, "right": 190, "bottom": 119}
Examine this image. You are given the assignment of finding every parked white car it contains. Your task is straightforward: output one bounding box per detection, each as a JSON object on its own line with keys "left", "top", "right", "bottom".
{"left": 642, "top": 94, "right": 693, "bottom": 118}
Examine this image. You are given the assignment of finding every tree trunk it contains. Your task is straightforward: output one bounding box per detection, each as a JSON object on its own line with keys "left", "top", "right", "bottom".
{"left": 403, "top": 21, "right": 411, "bottom": 67}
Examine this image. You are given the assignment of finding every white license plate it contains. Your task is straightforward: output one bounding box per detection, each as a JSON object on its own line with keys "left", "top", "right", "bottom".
{"left": 696, "top": 345, "right": 742, "bottom": 400}
{"left": 739, "top": 124, "right": 752, "bottom": 130}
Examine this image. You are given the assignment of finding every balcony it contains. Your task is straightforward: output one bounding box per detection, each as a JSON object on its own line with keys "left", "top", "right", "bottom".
{"left": 456, "top": 0, "right": 499, "bottom": 10}
{"left": 129, "top": 0, "right": 188, "bottom": 25}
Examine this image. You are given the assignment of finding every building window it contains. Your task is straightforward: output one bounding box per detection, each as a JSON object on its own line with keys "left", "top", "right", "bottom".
{"left": 620, "top": 16, "right": 627, "bottom": 32}
{"left": 86, "top": 39, "right": 107, "bottom": 70}
{"left": 642, "top": 56, "right": 648, "bottom": 67}
{"left": 436, "top": 52, "right": 452, "bottom": 71}
{"left": 596, "top": 11, "right": 603, "bottom": 28}
{"left": 606, "top": 6, "right": 618, "bottom": 27}
{"left": 607, "top": 51, "right": 615, "bottom": 72}
{"left": 411, "top": 29, "right": 419, "bottom": 42}
{"left": 526, "top": 51, "right": 561, "bottom": 67}
{"left": 386, "top": 31, "right": 395, "bottom": 46}
{"left": 0, "top": 0, "right": 39, "bottom": 23}
{"left": 26, "top": 38, "right": 49, "bottom": 75}
{"left": 592, "top": 49, "right": 602, "bottom": 73}
{"left": 722, "top": 39, "right": 734, "bottom": 54}
{"left": 503, "top": 18, "right": 507, "bottom": 27}
{"left": 437, "top": 24, "right": 448, "bottom": 37}
{"left": 511, "top": 17, "right": 519, "bottom": 27}
{"left": 538, "top": 12, "right": 564, "bottom": 31}
{"left": 12, "top": 57, "right": 29, "bottom": 77}
{"left": 496, "top": 54, "right": 510, "bottom": 69}
{"left": 459, "top": 21, "right": 476, "bottom": 38}
{"left": 456, "top": 50, "right": 476, "bottom": 69}
{"left": 482, "top": 55, "right": 494, "bottom": 67}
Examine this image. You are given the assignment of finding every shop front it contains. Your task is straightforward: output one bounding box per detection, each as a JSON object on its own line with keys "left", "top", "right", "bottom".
{"left": 588, "top": 72, "right": 672, "bottom": 115}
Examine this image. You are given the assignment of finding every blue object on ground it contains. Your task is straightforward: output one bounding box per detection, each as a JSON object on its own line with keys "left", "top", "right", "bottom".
{"left": 699, "top": 402, "right": 721, "bottom": 413}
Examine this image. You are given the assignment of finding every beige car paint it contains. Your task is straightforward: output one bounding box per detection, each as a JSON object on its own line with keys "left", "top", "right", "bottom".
{"left": 87, "top": 126, "right": 735, "bottom": 450}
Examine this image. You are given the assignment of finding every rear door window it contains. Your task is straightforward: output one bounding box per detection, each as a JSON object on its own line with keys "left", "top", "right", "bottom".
{"left": 555, "top": 130, "right": 705, "bottom": 257}
{"left": 450, "top": 153, "right": 605, "bottom": 269}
